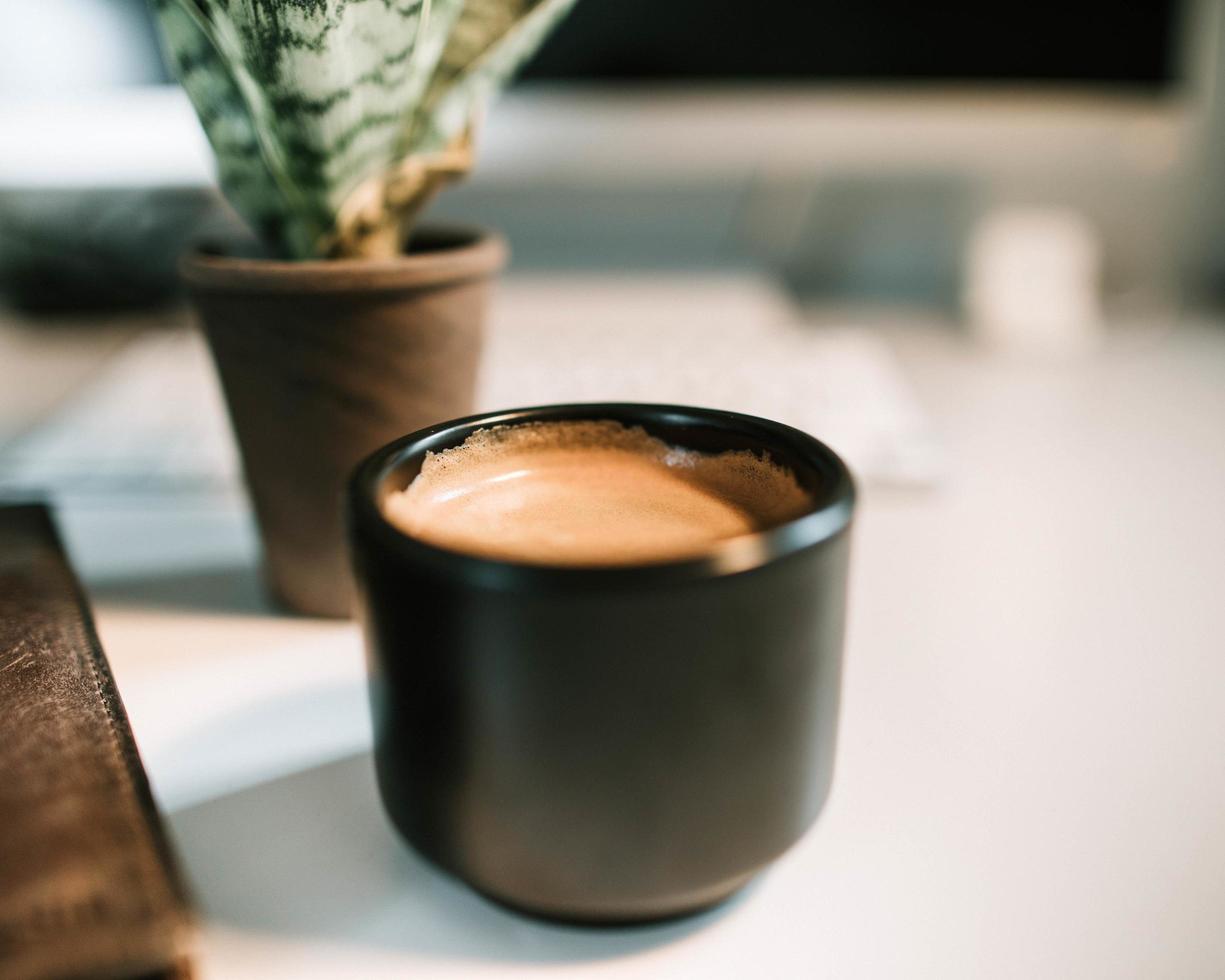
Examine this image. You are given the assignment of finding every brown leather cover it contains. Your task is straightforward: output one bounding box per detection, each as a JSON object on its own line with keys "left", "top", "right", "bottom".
{"left": 0, "top": 505, "right": 193, "bottom": 980}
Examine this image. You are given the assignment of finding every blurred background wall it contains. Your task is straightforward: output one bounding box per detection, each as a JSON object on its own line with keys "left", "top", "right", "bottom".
{"left": 1, "top": 0, "right": 1223, "bottom": 314}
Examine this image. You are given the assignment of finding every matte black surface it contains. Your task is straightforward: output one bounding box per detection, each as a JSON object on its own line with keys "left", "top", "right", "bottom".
{"left": 347, "top": 404, "right": 855, "bottom": 922}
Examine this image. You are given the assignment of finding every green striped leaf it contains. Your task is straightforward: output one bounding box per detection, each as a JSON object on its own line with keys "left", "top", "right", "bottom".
{"left": 150, "top": 0, "right": 575, "bottom": 258}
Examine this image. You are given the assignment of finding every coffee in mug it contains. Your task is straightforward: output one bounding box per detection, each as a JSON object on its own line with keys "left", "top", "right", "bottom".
{"left": 381, "top": 420, "right": 814, "bottom": 565}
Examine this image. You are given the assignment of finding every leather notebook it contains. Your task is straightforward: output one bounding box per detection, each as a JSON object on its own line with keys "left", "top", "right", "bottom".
{"left": 0, "top": 505, "right": 193, "bottom": 980}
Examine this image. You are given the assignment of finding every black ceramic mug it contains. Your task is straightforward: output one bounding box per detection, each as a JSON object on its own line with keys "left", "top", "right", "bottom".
{"left": 347, "top": 403, "right": 855, "bottom": 923}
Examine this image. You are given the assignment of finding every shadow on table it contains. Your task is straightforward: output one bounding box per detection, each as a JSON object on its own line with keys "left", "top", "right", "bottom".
{"left": 88, "top": 563, "right": 274, "bottom": 616}
{"left": 168, "top": 752, "right": 741, "bottom": 964}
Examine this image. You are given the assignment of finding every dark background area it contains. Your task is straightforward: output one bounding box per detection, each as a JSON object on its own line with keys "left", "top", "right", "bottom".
{"left": 522, "top": 0, "right": 1181, "bottom": 88}
{"left": 124, "top": 1, "right": 1183, "bottom": 91}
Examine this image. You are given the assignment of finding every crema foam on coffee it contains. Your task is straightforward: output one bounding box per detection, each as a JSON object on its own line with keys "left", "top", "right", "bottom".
{"left": 382, "top": 420, "right": 814, "bottom": 565}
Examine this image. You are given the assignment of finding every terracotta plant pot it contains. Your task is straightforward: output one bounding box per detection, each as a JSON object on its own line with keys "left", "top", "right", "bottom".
{"left": 182, "top": 226, "right": 507, "bottom": 618}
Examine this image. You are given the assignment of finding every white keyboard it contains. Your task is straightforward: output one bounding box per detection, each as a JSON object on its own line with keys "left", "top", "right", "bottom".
{"left": 0, "top": 274, "right": 940, "bottom": 506}
{"left": 482, "top": 275, "right": 941, "bottom": 488}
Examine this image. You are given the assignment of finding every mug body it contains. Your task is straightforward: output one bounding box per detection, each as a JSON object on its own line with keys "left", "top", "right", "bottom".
{"left": 347, "top": 403, "right": 854, "bottom": 922}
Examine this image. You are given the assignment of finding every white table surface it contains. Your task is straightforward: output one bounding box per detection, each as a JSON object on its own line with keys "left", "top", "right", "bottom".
{"left": 26, "top": 296, "right": 1225, "bottom": 979}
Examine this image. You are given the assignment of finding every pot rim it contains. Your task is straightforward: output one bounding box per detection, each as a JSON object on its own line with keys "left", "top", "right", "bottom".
{"left": 348, "top": 402, "right": 856, "bottom": 593}
{"left": 180, "top": 224, "right": 507, "bottom": 293}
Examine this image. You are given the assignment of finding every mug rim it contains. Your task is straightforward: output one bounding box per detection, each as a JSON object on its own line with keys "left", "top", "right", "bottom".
{"left": 347, "top": 403, "right": 856, "bottom": 591}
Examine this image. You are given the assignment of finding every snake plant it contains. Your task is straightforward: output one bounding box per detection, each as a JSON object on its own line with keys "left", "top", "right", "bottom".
{"left": 150, "top": 0, "right": 576, "bottom": 259}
